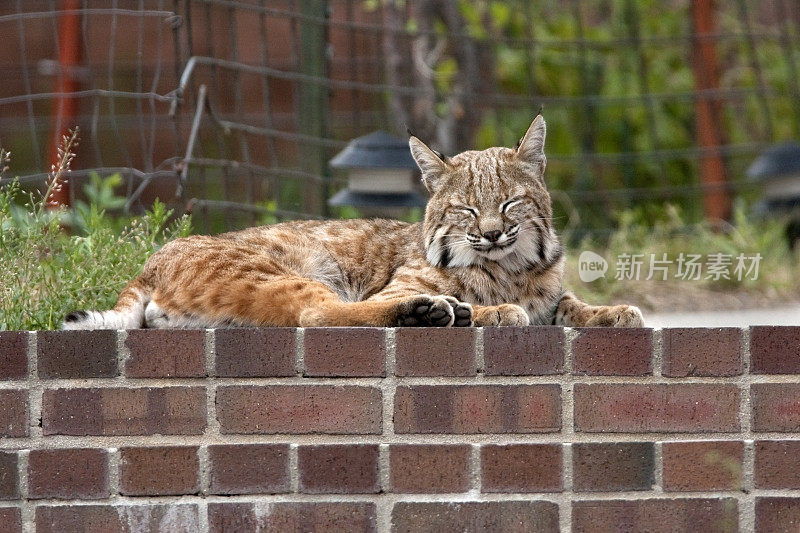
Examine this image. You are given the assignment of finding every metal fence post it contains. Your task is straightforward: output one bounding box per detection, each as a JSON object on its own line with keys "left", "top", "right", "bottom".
{"left": 299, "top": 0, "right": 330, "bottom": 217}
{"left": 47, "top": 0, "right": 83, "bottom": 208}
{"left": 690, "top": 0, "right": 732, "bottom": 223}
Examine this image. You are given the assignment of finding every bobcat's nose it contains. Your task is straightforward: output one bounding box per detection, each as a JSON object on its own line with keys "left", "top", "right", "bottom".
{"left": 483, "top": 230, "right": 502, "bottom": 242}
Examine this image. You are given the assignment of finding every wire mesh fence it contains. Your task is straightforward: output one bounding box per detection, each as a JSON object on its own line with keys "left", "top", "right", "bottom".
{"left": 2, "top": 0, "right": 800, "bottom": 235}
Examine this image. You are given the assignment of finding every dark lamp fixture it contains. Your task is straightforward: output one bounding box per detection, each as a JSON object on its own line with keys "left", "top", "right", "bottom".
{"left": 747, "top": 141, "right": 800, "bottom": 204}
{"left": 328, "top": 131, "right": 427, "bottom": 209}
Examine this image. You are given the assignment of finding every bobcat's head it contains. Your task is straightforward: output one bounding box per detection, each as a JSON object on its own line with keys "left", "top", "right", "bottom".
{"left": 411, "top": 115, "right": 561, "bottom": 271}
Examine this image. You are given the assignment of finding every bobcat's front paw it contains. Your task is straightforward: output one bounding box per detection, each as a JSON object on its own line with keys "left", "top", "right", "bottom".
{"left": 441, "top": 296, "right": 473, "bottom": 327}
{"left": 585, "top": 305, "right": 644, "bottom": 327}
{"left": 396, "top": 295, "right": 455, "bottom": 327}
{"left": 474, "top": 304, "right": 530, "bottom": 327}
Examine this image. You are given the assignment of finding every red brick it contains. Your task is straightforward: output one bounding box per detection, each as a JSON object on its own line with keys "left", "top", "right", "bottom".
{"left": 0, "top": 508, "right": 21, "bottom": 533}
{"left": 573, "top": 499, "right": 738, "bottom": 532}
{"left": 214, "top": 328, "right": 295, "bottom": 377}
{"left": 662, "top": 328, "right": 742, "bottom": 377}
{"left": 35, "top": 506, "right": 122, "bottom": 533}
{"left": 36, "top": 505, "right": 122, "bottom": 533}
{"left": 35, "top": 504, "right": 198, "bottom": 533}
{"left": 124, "top": 329, "right": 205, "bottom": 378}
{"left": 0, "top": 331, "right": 27, "bottom": 380}
{"left": 208, "top": 502, "right": 376, "bottom": 533}
{"left": 298, "top": 445, "right": 379, "bottom": 494}
{"left": 42, "top": 387, "right": 206, "bottom": 436}
{"left": 28, "top": 448, "right": 109, "bottom": 499}
{"left": 751, "top": 326, "right": 800, "bottom": 374}
{"left": 755, "top": 441, "right": 800, "bottom": 489}
{"left": 0, "top": 452, "right": 18, "bottom": 500}
{"left": 574, "top": 384, "right": 739, "bottom": 433}
{"left": 481, "top": 444, "right": 562, "bottom": 493}
{"left": 483, "top": 326, "right": 564, "bottom": 375}
{"left": 37, "top": 330, "right": 117, "bottom": 378}
{"left": 42, "top": 388, "right": 101, "bottom": 436}
{"left": 217, "top": 385, "right": 381, "bottom": 434}
{"left": 662, "top": 441, "right": 743, "bottom": 491}
{"left": 389, "top": 445, "right": 470, "bottom": 493}
{"left": 207, "top": 503, "right": 255, "bottom": 532}
{"left": 392, "top": 502, "right": 559, "bottom": 532}
{"left": 573, "top": 443, "right": 654, "bottom": 492}
{"left": 124, "top": 505, "right": 199, "bottom": 530}
{"left": 304, "top": 328, "right": 384, "bottom": 377}
{"left": 120, "top": 446, "right": 199, "bottom": 496}
{"left": 209, "top": 444, "right": 290, "bottom": 495}
{"left": 756, "top": 497, "right": 800, "bottom": 533}
{"left": 0, "top": 390, "right": 27, "bottom": 437}
{"left": 394, "top": 385, "right": 561, "bottom": 434}
{"left": 572, "top": 328, "right": 652, "bottom": 376}
{"left": 394, "top": 328, "right": 475, "bottom": 377}
{"left": 752, "top": 384, "right": 800, "bottom": 432}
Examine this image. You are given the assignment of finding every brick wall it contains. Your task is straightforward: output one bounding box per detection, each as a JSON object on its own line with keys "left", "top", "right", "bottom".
{"left": 0, "top": 326, "right": 799, "bottom": 532}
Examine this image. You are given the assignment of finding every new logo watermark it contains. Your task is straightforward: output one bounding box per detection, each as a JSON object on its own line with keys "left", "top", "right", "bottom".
{"left": 578, "top": 251, "right": 608, "bottom": 282}
{"left": 578, "top": 251, "right": 762, "bottom": 282}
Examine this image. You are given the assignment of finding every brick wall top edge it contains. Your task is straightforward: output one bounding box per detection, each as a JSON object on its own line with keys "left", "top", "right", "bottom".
{"left": 8, "top": 326, "right": 800, "bottom": 381}
{"left": 7, "top": 326, "right": 800, "bottom": 379}
{"left": 11, "top": 325, "right": 800, "bottom": 333}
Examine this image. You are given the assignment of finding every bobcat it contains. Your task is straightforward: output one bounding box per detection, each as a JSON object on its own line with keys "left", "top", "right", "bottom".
{"left": 63, "top": 115, "right": 643, "bottom": 330}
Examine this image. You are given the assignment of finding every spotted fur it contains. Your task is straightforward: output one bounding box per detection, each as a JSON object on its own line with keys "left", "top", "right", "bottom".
{"left": 63, "top": 115, "right": 643, "bottom": 329}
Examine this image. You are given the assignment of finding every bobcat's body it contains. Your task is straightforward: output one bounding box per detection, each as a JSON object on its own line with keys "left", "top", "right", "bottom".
{"left": 64, "top": 116, "right": 644, "bottom": 330}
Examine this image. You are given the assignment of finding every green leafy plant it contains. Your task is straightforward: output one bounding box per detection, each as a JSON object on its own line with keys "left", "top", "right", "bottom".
{"left": 0, "top": 135, "right": 191, "bottom": 330}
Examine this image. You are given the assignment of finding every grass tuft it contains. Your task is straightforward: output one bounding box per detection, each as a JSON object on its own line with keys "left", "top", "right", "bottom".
{"left": 565, "top": 204, "right": 800, "bottom": 311}
{"left": 0, "top": 134, "right": 191, "bottom": 330}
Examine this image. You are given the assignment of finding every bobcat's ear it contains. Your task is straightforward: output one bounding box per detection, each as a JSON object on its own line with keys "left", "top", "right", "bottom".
{"left": 515, "top": 114, "right": 547, "bottom": 168}
{"left": 409, "top": 135, "right": 447, "bottom": 192}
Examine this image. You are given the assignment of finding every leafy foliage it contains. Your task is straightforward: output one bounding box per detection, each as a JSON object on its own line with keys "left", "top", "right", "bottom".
{"left": 395, "top": 0, "right": 798, "bottom": 230}
{"left": 0, "top": 176, "right": 191, "bottom": 330}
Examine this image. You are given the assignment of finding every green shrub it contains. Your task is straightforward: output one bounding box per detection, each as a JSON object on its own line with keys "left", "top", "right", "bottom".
{"left": 0, "top": 150, "right": 191, "bottom": 330}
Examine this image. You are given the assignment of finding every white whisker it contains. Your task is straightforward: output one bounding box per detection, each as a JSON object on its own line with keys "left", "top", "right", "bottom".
{"left": 443, "top": 240, "right": 470, "bottom": 249}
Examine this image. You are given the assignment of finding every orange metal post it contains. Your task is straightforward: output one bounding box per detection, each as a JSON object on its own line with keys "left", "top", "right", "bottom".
{"left": 47, "top": 0, "right": 83, "bottom": 208}
{"left": 690, "top": 0, "right": 732, "bottom": 222}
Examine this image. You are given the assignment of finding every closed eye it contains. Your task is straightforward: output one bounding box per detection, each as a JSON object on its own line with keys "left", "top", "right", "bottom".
{"left": 500, "top": 197, "right": 525, "bottom": 213}
{"left": 452, "top": 205, "right": 479, "bottom": 217}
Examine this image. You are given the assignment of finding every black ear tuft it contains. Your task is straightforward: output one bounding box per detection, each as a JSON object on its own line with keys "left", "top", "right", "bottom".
{"left": 406, "top": 127, "right": 446, "bottom": 160}
{"left": 64, "top": 310, "right": 88, "bottom": 322}
{"left": 536, "top": 104, "right": 543, "bottom": 117}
